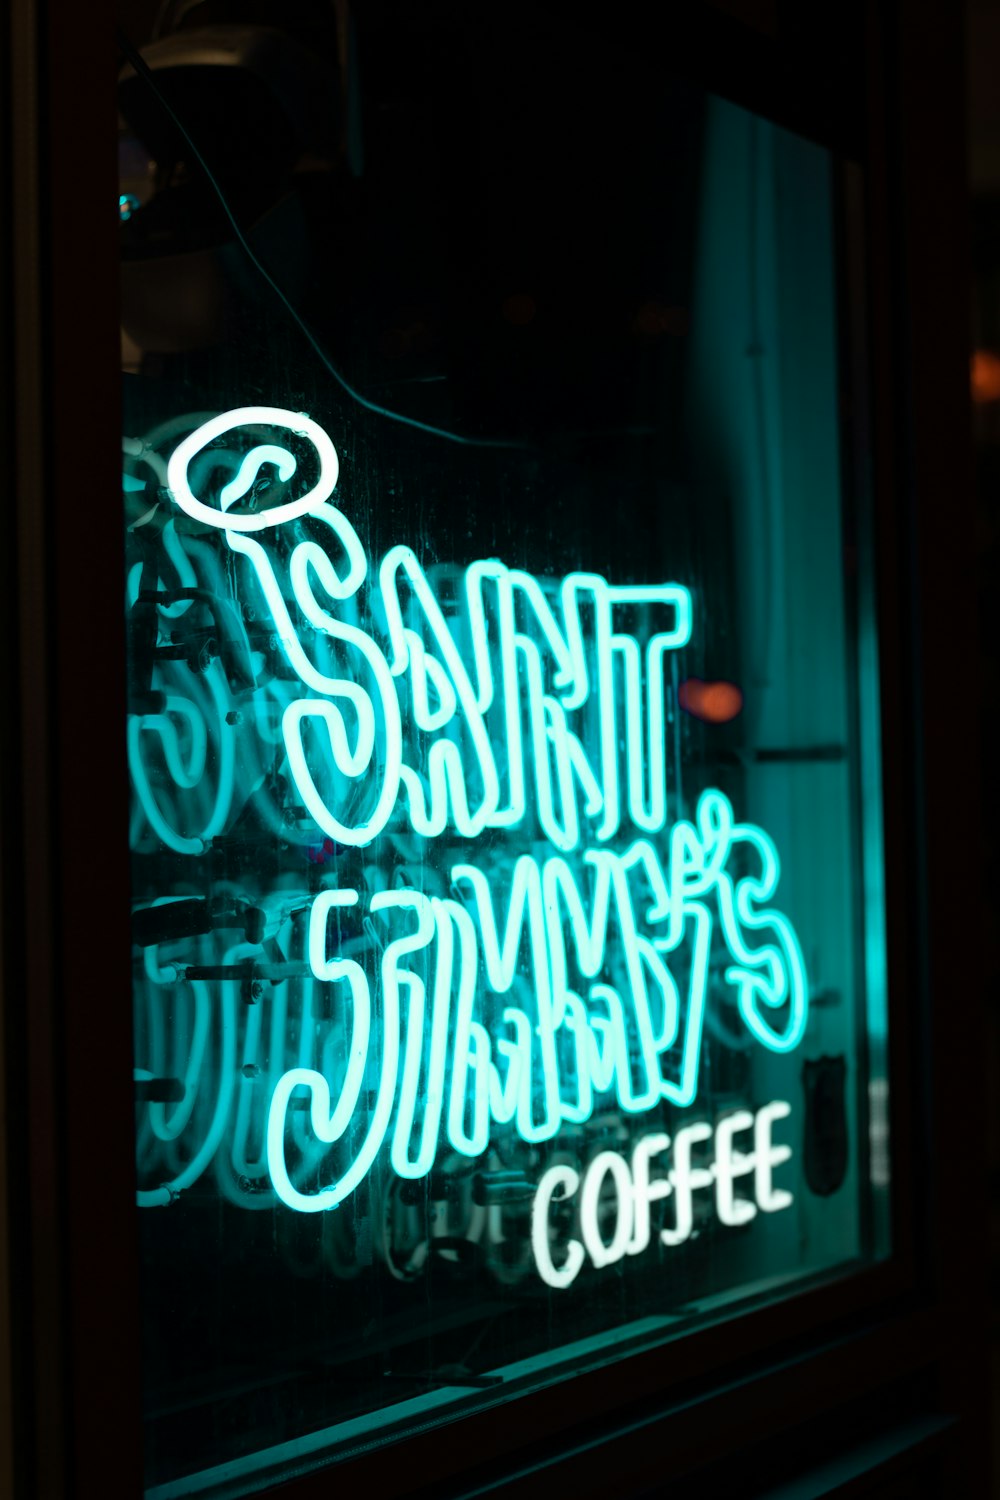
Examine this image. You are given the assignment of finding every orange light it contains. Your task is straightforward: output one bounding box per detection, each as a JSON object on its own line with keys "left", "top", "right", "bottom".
{"left": 502, "top": 294, "right": 536, "bottom": 326}
{"left": 678, "top": 678, "right": 744, "bottom": 724}
{"left": 632, "top": 301, "right": 688, "bottom": 339}
{"left": 971, "top": 348, "right": 1000, "bottom": 404}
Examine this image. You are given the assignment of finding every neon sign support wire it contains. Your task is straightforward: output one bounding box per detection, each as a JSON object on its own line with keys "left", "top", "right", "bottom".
{"left": 115, "top": 27, "right": 531, "bottom": 452}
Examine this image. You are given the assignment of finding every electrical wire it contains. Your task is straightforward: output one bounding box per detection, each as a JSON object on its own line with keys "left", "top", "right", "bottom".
{"left": 116, "top": 26, "right": 531, "bottom": 452}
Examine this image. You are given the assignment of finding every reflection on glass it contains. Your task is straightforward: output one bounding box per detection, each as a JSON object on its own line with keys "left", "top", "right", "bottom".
{"left": 119, "top": 12, "right": 888, "bottom": 1495}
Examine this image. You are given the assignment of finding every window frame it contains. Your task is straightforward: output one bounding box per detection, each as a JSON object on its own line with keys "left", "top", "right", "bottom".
{"left": 1, "top": 2, "right": 986, "bottom": 1495}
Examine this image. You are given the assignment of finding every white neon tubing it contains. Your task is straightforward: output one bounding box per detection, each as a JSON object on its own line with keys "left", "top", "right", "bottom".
{"left": 660, "top": 1121, "right": 714, "bottom": 1246}
{"left": 754, "top": 1100, "right": 794, "bottom": 1211}
{"left": 129, "top": 661, "right": 235, "bottom": 854}
{"left": 580, "top": 1151, "right": 634, "bottom": 1268}
{"left": 138, "top": 407, "right": 814, "bottom": 1215}
{"left": 167, "top": 408, "right": 339, "bottom": 531}
{"left": 628, "top": 1133, "right": 672, "bottom": 1255}
{"left": 532, "top": 1165, "right": 585, "bottom": 1289}
{"left": 228, "top": 523, "right": 401, "bottom": 846}
{"left": 260, "top": 794, "right": 810, "bottom": 1209}
{"left": 380, "top": 545, "right": 502, "bottom": 837}
{"left": 256, "top": 800, "right": 806, "bottom": 1206}
{"left": 266, "top": 891, "right": 431, "bottom": 1211}
{"left": 136, "top": 951, "right": 238, "bottom": 1206}
{"left": 391, "top": 899, "right": 454, "bottom": 1178}
{"left": 715, "top": 1110, "right": 757, "bottom": 1226}
{"left": 307, "top": 891, "right": 371, "bottom": 1140}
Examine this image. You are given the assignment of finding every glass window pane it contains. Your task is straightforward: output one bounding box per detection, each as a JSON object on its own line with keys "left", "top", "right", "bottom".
{"left": 120, "top": 15, "right": 889, "bottom": 1495}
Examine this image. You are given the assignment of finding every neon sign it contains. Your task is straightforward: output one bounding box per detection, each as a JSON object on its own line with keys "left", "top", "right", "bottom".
{"left": 531, "top": 1102, "right": 792, "bottom": 1288}
{"left": 128, "top": 407, "right": 807, "bottom": 1276}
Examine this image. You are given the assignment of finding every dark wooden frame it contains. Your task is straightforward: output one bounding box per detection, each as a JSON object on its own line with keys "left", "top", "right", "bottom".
{"left": 0, "top": 1, "right": 987, "bottom": 1495}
